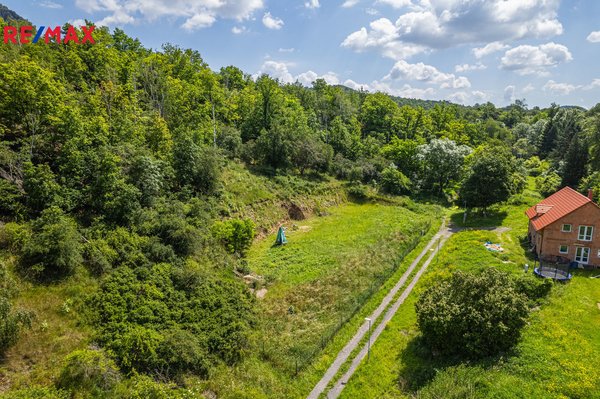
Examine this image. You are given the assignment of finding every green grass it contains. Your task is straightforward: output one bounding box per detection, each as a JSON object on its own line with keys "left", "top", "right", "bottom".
{"left": 203, "top": 201, "right": 440, "bottom": 398}
{"left": 0, "top": 257, "right": 95, "bottom": 393}
{"left": 340, "top": 186, "right": 600, "bottom": 399}
{"left": 250, "top": 203, "right": 432, "bottom": 370}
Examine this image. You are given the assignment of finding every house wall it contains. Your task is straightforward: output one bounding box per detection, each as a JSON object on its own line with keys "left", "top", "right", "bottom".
{"left": 528, "top": 221, "right": 542, "bottom": 256}
{"left": 540, "top": 202, "right": 600, "bottom": 266}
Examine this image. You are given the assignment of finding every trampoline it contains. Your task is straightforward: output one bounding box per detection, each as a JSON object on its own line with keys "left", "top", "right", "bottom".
{"left": 534, "top": 266, "right": 572, "bottom": 281}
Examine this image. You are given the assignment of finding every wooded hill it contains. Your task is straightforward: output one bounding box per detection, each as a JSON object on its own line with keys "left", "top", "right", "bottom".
{"left": 1, "top": 13, "right": 600, "bottom": 398}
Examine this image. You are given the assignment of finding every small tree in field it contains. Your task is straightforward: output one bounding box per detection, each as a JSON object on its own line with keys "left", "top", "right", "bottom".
{"left": 415, "top": 268, "right": 528, "bottom": 358}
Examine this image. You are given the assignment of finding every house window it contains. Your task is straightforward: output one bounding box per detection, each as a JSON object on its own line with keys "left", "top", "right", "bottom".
{"left": 562, "top": 224, "right": 572, "bottom": 232}
{"left": 578, "top": 225, "right": 594, "bottom": 241}
{"left": 559, "top": 245, "right": 568, "bottom": 254}
{"left": 575, "top": 247, "right": 590, "bottom": 264}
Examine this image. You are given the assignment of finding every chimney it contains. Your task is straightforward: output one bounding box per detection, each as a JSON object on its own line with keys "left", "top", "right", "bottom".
{"left": 588, "top": 188, "right": 594, "bottom": 201}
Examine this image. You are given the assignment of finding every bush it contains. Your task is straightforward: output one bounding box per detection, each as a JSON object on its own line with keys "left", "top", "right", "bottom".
{"left": 380, "top": 165, "right": 412, "bottom": 195}
{"left": 89, "top": 263, "right": 254, "bottom": 379}
{"left": 83, "top": 238, "right": 118, "bottom": 275}
{"left": 217, "top": 126, "right": 243, "bottom": 158}
{"left": 158, "top": 328, "right": 210, "bottom": 378}
{"left": 2, "top": 387, "right": 68, "bottom": 399}
{"left": 0, "top": 296, "right": 33, "bottom": 357}
{"left": 211, "top": 219, "right": 255, "bottom": 256}
{"left": 0, "top": 179, "right": 24, "bottom": 219}
{"left": 415, "top": 268, "right": 528, "bottom": 358}
{"left": 173, "top": 137, "right": 220, "bottom": 194}
{"left": 0, "top": 222, "right": 31, "bottom": 252}
{"left": 515, "top": 274, "right": 553, "bottom": 304}
{"left": 346, "top": 183, "right": 371, "bottom": 200}
{"left": 20, "top": 207, "right": 82, "bottom": 281}
{"left": 57, "top": 349, "right": 121, "bottom": 395}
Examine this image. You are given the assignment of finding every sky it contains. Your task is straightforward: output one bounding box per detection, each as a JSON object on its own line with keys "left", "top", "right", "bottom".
{"left": 4, "top": 0, "right": 600, "bottom": 108}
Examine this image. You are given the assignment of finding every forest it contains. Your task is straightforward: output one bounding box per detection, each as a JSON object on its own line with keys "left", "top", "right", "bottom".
{"left": 0, "top": 18, "right": 600, "bottom": 398}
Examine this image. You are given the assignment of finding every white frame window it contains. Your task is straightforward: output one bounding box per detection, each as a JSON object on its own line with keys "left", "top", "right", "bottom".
{"left": 562, "top": 224, "right": 572, "bottom": 232}
{"left": 575, "top": 247, "right": 590, "bottom": 264}
{"left": 578, "top": 225, "right": 594, "bottom": 241}
{"left": 559, "top": 245, "right": 568, "bottom": 254}
{"left": 598, "top": 249, "right": 600, "bottom": 258}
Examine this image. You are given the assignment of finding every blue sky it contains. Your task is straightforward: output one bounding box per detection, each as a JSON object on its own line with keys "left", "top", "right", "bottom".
{"left": 4, "top": 0, "right": 600, "bottom": 108}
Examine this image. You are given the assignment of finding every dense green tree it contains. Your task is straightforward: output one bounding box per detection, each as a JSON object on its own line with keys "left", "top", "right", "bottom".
{"left": 417, "top": 138, "right": 471, "bottom": 195}
{"left": 459, "top": 146, "right": 519, "bottom": 211}
{"left": 416, "top": 268, "right": 529, "bottom": 358}
{"left": 20, "top": 206, "right": 82, "bottom": 280}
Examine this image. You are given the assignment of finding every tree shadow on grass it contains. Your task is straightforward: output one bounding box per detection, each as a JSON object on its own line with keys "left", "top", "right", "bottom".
{"left": 396, "top": 335, "right": 513, "bottom": 395}
{"left": 450, "top": 209, "right": 508, "bottom": 228}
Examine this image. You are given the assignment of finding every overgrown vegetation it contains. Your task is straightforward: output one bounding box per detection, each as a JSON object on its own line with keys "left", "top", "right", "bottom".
{"left": 0, "top": 9, "right": 600, "bottom": 398}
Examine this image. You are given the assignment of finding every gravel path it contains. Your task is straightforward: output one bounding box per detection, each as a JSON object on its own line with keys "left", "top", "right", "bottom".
{"left": 307, "top": 221, "right": 454, "bottom": 399}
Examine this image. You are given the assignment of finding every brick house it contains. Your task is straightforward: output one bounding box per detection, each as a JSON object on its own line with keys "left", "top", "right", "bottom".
{"left": 526, "top": 186, "right": 600, "bottom": 267}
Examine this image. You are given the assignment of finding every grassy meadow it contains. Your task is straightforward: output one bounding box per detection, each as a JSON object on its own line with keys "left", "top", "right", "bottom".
{"left": 339, "top": 186, "right": 600, "bottom": 399}
{"left": 203, "top": 200, "right": 441, "bottom": 398}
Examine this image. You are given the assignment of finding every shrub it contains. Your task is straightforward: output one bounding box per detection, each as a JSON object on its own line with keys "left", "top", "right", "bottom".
{"left": 83, "top": 238, "right": 118, "bottom": 276}
{"left": 0, "top": 296, "right": 33, "bottom": 357}
{"left": 57, "top": 349, "right": 121, "bottom": 395}
{"left": 20, "top": 207, "right": 82, "bottom": 281}
{"left": 173, "top": 137, "right": 220, "bottom": 194}
{"left": 0, "top": 179, "right": 25, "bottom": 219}
{"left": 2, "top": 387, "right": 68, "bottom": 399}
{"left": 0, "top": 222, "right": 31, "bottom": 252}
{"left": 380, "top": 165, "right": 412, "bottom": 195}
{"left": 217, "top": 126, "right": 243, "bottom": 158}
{"left": 346, "top": 183, "right": 371, "bottom": 200}
{"left": 415, "top": 268, "right": 528, "bottom": 358}
{"left": 515, "top": 274, "right": 553, "bottom": 304}
{"left": 158, "top": 328, "right": 210, "bottom": 378}
{"left": 211, "top": 218, "right": 255, "bottom": 256}
{"left": 89, "top": 263, "right": 254, "bottom": 379}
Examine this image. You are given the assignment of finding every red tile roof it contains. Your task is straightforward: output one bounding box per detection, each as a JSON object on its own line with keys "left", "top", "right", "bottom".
{"left": 526, "top": 186, "right": 595, "bottom": 231}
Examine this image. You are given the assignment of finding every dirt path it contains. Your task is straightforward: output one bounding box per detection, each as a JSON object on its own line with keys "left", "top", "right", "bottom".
{"left": 307, "top": 221, "right": 454, "bottom": 399}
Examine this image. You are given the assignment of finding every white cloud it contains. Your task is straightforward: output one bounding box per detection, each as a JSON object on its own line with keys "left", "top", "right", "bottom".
{"left": 69, "top": 18, "right": 87, "bottom": 27}
{"left": 522, "top": 83, "right": 535, "bottom": 93}
{"left": 181, "top": 13, "right": 216, "bottom": 31}
{"left": 454, "top": 63, "right": 487, "bottom": 73}
{"left": 586, "top": 79, "right": 600, "bottom": 89}
{"left": 472, "top": 42, "right": 509, "bottom": 59}
{"left": 500, "top": 42, "right": 572, "bottom": 75}
{"left": 448, "top": 91, "right": 469, "bottom": 104}
{"left": 255, "top": 61, "right": 294, "bottom": 83}
{"left": 342, "top": 0, "right": 562, "bottom": 59}
{"left": 255, "top": 62, "right": 339, "bottom": 86}
{"left": 385, "top": 60, "right": 471, "bottom": 89}
{"left": 376, "top": 0, "right": 412, "bottom": 8}
{"left": 365, "top": 8, "right": 379, "bottom": 15}
{"left": 343, "top": 79, "right": 369, "bottom": 91}
{"left": 504, "top": 85, "right": 515, "bottom": 102}
{"left": 543, "top": 80, "right": 578, "bottom": 95}
{"left": 587, "top": 31, "right": 600, "bottom": 43}
{"left": 471, "top": 90, "right": 488, "bottom": 102}
{"left": 278, "top": 48, "right": 295, "bottom": 53}
{"left": 341, "top": 18, "right": 426, "bottom": 59}
{"left": 75, "top": 0, "right": 264, "bottom": 29}
{"left": 40, "top": 0, "right": 62, "bottom": 9}
{"left": 232, "top": 26, "right": 248, "bottom": 34}
{"left": 297, "top": 71, "right": 340, "bottom": 86}
{"left": 97, "top": 10, "right": 136, "bottom": 27}
{"left": 305, "top": 0, "right": 320, "bottom": 9}
{"left": 342, "top": 0, "right": 360, "bottom": 8}
{"left": 262, "top": 12, "right": 284, "bottom": 30}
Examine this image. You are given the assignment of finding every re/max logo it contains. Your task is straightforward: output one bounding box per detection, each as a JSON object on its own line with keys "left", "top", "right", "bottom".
{"left": 3, "top": 25, "right": 95, "bottom": 44}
